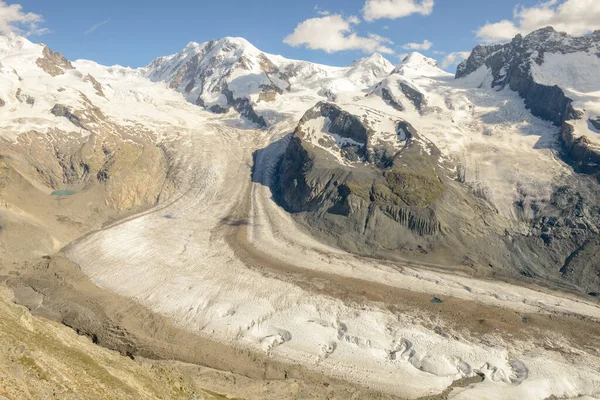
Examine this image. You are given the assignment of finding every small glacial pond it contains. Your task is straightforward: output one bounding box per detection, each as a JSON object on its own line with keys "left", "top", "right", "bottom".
{"left": 51, "top": 189, "right": 77, "bottom": 196}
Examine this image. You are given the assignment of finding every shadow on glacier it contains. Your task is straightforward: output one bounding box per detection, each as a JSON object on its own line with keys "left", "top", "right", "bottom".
{"left": 219, "top": 216, "right": 252, "bottom": 226}
{"left": 250, "top": 133, "right": 292, "bottom": 204}
{"left": 218, "top": 110, "right": 296, "bottom": 131}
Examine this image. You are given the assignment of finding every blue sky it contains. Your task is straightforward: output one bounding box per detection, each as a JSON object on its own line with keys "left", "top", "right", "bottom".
{"left": 3, "top": 0, "right": 597, "bottom": 70}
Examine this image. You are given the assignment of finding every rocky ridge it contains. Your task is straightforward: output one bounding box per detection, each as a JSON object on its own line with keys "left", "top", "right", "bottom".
{"left": 457, "top": 27, "right": 600, "bottom": 175}
{"left": 144, "top": 37, "right": 393, "bottom": 126}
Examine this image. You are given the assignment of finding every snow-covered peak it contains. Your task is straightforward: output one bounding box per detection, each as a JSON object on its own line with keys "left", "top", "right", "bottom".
{"left": 211, "top": 36, "right": 260, "bottom": 53}
{"left": 181, "top": 41, "right": 202, "bottom": 54}
{"left": 144, "top": 36, "right": 267, "bottom": 84}
{"left": 0, "top": 32, "right": 40, "bottom": 55}
{"left": 350, "top": 52, "right": 392, "bottom": 69}
{"left": 345, "top": 52, "right": 394, "bottom": 86}
{"left": 392, "top": 52, "right": 444, "bottom": 78}
{"left": 400, "top": 52, "right": 439, "bottom": 68}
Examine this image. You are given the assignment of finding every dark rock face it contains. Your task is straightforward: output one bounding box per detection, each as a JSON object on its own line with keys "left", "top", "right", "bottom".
{"left": 457, "top": 27, "right": 600, "bottom": 173}
{"left": 35, "top": 45, "right": 74, "bottom": 77}
{"left": 300, "top": 102, "right": 369, "bottom": 145}
{"left": 51, "top": 104, "right": 84, "bottom": 129}
{"left": 398, "top": 82, "right": 427, "bottom": 111}
{"left": 456, "top": 44, "right": 504, "bottom": 78}
{"left": 275, "top": 103, "right": 459, "bottom": 258}
{"left": 277, "top": 135, "right": 315, "bottom": 213}
{"left": 561, "top": 123, "right": 600, "bottom": 173}
{"left": 0, "top": 98, "right": 5, "bottom": 107}
{"left": 379, "top": 87, "right": 404, "bottom": 111}
{"left": 222, "top": 87, "right": 267, "bottom": 128}
{"left": 372, "top": 80, "right": 427, "bottom": 113}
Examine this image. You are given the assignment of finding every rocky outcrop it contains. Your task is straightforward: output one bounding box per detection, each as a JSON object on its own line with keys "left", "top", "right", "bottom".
{"left": 456, "top": 44, "right": 503, "bottom": 78}
{"left": 299, "top": 102, "right": 369, "bottom": 145}
{"left": 15, "top": 88, "right": 34, "bottom": 105}
{"left": 35, "top": 45, "right": 74, "bottom": 77}
{"left": 222, "top": 87, "right": 267, "bottom": 127}
{"left": 379, "top": 87, "right": 404, "bottom": 111}
{"left": 398, "top": 82, "right": 427, "bottom": 111}
{"left": 84, "top": 74, "right": 106, "bottom": 98}
{"left": 370, "top": 77, "right": 427, "bottom": 114}
{"left": 51, "top": 104, "right": 85, "bottom": 129}
{"left": 561, "top": 123, "right": 600, "bottom": 173}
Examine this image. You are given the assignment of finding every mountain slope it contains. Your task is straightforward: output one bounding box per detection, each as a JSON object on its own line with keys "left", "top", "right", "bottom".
{"left": 144, "top": 37, "right": 394, "bottom": 126}
{"left": 274, "top": 37, "right": 600, "bottom": 295}
{"left": 457, "top": 27, "right": 600, "bottom": 174}
{"left": 0, "top": 33, "right": 200, "bottom": 262}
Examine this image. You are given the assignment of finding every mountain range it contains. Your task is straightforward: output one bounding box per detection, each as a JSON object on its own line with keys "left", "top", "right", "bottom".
{"left": 1, "top": 26, "right": 600, "bottom": 399}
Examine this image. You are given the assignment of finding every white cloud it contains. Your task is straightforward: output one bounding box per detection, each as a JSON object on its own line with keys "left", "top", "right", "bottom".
{"left": 347, "top": 15, "right": 361, "bottom": 25}
{"left": 84, "top": 17, "right": 111, "bottom": 36}
{"left": 401, "top": 39, "right": 432, "bottom": 50}
{"left": 363, "top": 0, "right": 434, "bottom": 21}
{"left": 0, "top": 1, "right": 48, "bottom": 36}
{"left": 313, "top": 5, "right": 330, "bottom": 16}
{"left": 476, "top": 0, "right": 600, "bottom": 43}
{"left": 284, "top": 14, "right": 394, "bottom": 54}
{"left": 476, "top": 19, "right": 521, "bottom": 42}
{"left": 441, "top": 51, "right": 471, "bottom": 69}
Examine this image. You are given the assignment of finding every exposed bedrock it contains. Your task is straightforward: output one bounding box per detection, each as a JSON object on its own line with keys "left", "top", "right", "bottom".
{"left": 35, "top": 45, "right": 74, "bottom": 77}
{"left": 561, "top": 123, "right": 600, "bottom": 174}
{"left": 374, "top": 81, "right": 427, "bottom": 113}
{"left": 222, "top": 86, "right": 267, "bottom": 128}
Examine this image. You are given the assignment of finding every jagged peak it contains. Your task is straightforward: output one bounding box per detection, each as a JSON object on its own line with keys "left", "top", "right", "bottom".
{"left": 182, "top": 41, "right": 202, "bottom": 53}
{"left": 200, "top": 36, "right": 262, "bottom": 58}
{"left": 213, "top": 36, "right": 256, "bottom": 48}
